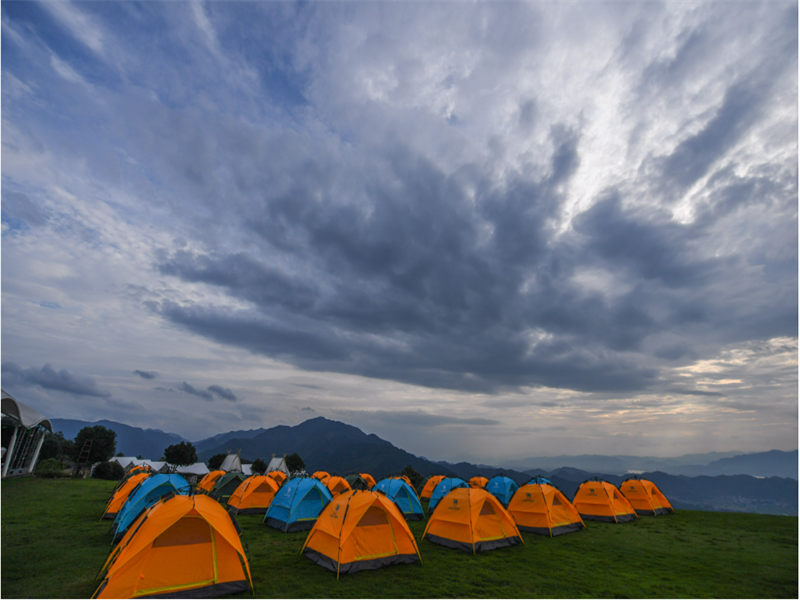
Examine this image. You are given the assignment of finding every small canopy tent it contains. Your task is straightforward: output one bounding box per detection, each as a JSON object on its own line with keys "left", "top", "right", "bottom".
{"left": 423, "top": 488, "right": 523, "bottom": 553}
{"left": 1, "top": 390, "right": 52, "bottom": 478}
{"left": 373, "top": 478, "right": 425, "bottom": 521}
{"left": 264, "top": 477, "right": 333, "bottom": 533}
{"left": 507, "top": 477, "right": 585, "bottom": 536}
{"left": 469, "top": 476, "right": 489, "bottom": 489}
{"left": 227, "top": 476, "right": 280, "bottom": 515}
{"left": 572, "top": 479, "right": 638, "bottom": 523}
{"left": 94, "top": 494, "right": 253, "bottom": 599}
{"left": 485, "top": 476, "right": 519, "bottom": 507}
{"left": 420, "top": 475, "right": 447, "bottom": 501}
{"left": 620, "top": 477, "right": 674, "bottom": 516}
{"left": 211, "top": 472, "right": 246, "bottom": 502}
{"left": 311, "top": 471, "right": 331, "bottom": 482}
{"left": 344, "top": 474, "right": 371, "bottom": 491}
{"left": 267, "top": 470, "right": 288, "bottom": 486}
{"left": 301, "top": 490, "right": 422, "bottom": 577}
{"left": 428, "top": 477, "right": 469, "bottom": 511}
{"left": 197, "top": 470, "right": 225, "bottom": 493}
{"left": 325, "top": 476, "right": 352, "bottom": 495}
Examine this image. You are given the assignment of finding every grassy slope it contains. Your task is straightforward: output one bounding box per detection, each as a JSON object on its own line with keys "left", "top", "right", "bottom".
{"left": 2, "top": 478, "right": 797, "bottom": 599}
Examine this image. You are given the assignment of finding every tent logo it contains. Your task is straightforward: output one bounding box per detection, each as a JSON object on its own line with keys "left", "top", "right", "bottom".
{"left": 448, "top": 499, "right": 460, "bottom": 510}
{"left": 524, "top": 492, "right": 535, "bottom": 503}
{"left": 588, "top": 489, "right": 597, "bottom": 496}
{"left": 629, "top": 486, "right": 637, "bottom": 492}
{"left": 331, "top": 505, "right": 341, "bottom": 519}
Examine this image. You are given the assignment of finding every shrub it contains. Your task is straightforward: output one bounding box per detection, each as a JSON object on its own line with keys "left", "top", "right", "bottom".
{"left": 92, "top": 461, "right": 125, "bottom": 481}
{"left": 35, "top": 458, "right": 69, "bottom": 479}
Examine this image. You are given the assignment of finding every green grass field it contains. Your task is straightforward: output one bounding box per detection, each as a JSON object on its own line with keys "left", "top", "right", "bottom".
{"left": 2, "top": 477, "right": 797, "bottom": 598}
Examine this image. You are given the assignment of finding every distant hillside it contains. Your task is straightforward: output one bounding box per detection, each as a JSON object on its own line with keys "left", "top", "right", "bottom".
{"left": 196, "top": 417, "right": 456, "bottom": 480}
{"left": 194, "top": 428, "right": 269, "bottom": 453}
{"left": 508, "top": 450, "right": 797, "bottom": 478}
{"left": 507, "top": 452, "right": 745, "bottom": 475}
{"left": 50, "top": 418, "right": 188, "bottom": 460}
{"left": 673, "top": 450, "right": 798, "bottom": 479}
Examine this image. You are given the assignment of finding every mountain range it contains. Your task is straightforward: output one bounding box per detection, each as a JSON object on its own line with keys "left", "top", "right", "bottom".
{"left": 49, "top": 416, "right": 797, "bottom": 515}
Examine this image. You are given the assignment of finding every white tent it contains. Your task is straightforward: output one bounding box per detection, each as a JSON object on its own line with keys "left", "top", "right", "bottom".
{"left": 219, "top": 451, "right": 243, "bottom": 473}
{"left": 1, "top": 390, "right": 53, "bottom": 478}
{"left": 266, "top": 456, "right": 289, "bottom": 475}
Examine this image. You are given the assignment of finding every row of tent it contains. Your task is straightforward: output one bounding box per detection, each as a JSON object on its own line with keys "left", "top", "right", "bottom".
{"left": 93, "top": 466, "right": 673, "bottom": 596}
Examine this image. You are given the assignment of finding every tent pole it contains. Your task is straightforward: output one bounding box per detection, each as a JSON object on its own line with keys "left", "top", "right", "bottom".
{"left": 26, "top": 430, "right": 46, "bottom": 474}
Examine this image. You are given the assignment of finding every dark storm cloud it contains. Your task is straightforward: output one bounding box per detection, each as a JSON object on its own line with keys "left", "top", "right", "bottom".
{"left": 134, "top": 370, "right": 158, "bottom": 379}
{"left": 1, "top": 362, "right": 111, "bottom": 398}
{"left": 149, "top": 127, "right": 679, "bottom": 394}
{"left": 177, "top": 381, "right": 213, "bottom": 401}
{"left": 176, "top": 381, "right": 236, "bottom": 402}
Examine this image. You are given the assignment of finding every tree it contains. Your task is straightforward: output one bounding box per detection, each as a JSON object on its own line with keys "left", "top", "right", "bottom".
{"left": 401, "top": 465, "right": 423, "bottom": 490}
{"left": 38, "top": 431, "right": 73, "bottom": 462}
{"left": 285, "top": 453, "right": 305, "bottom": 473}
{"left": 208, "top": 453, "right": 227, "bottom": 470}
{"left": 251, "top": 458, "right": 268, "bottom": 475}
{"left": 92, "top": 461, "right": 125, "bottom": 480}
{"left": 163, "top": 441, "right": 198, "bottom": 466}
{"left": 73, "top": 426, "right": 117, "bottom": 464}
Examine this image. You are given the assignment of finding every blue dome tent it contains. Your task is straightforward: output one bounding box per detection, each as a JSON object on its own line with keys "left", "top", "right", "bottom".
{"left": 428, "top": 477, "right": 469, "bottom": 511}
{"left": 111, "top": 473, "right": 190, "bottom": 542}
{"left": 264, "top": 477, "right": 333, "bottom": 532}
{"left": 374, "top": 478, "right": 425, "bottom": 521}
{"left": 485, "top": 475, "right": 519, "bottom": 507}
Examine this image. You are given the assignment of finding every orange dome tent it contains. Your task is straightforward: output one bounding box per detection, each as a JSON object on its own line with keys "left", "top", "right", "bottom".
{"left": 93, "top": 494, "right": 253, "bottom": 599}
{"left": 312, "top": 471, "right": 330, "bottom": 483}
{"left": 111, "top": 466, "right": 153, "bottom": 495}
{"left": 423, "top": 487, "right": 523, "bottom": 553}
{"left": 420, "top": 475, "right": 446, "bottom": 501}
{"left": 325, "top": 476, "right": 352, "bottom": 495}
{"left": 360, "top": 473, "right": 376, "bottom": 489}
{"left": 267, "top": 470, "right": 287, "bottom": 486}
{"left": 301, "top": 490, "right": 422, "bottom": 577}
{"left": 197, "top": 470, "right": 225, "bottom": 493}
{"left": 227, "top": 476, "right": 280, "bottom": 515}
{"left": 469, "top": 476, "right": 489, "bottom": 489}
{"left": 103, "top": 472, "right": 152, "bottom": 520}
{"left": 620, "top": 477, "right": 674, "bottom": 516}
{"left": 572, "top": 479, "right": 638, "bottom": 523}
{"left": 507, "top": 477, "right": 585, "bottom": 536}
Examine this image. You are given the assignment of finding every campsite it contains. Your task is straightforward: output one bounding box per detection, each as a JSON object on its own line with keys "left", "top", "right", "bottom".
{"left": 2, "top": 477, "right": 797, "bottom": 599}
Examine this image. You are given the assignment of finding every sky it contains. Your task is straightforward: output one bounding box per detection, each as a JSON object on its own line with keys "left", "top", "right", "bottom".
{"left": 1, "top": 1, "right": 797, "bottom": 464}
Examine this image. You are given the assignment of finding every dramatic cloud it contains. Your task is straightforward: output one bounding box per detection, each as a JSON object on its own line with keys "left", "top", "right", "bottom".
{"left": 1, "top": 362, "right": 111, "bottom": 398}
{"left": 1, "top": 2, "right": 795, "bottom": 459}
